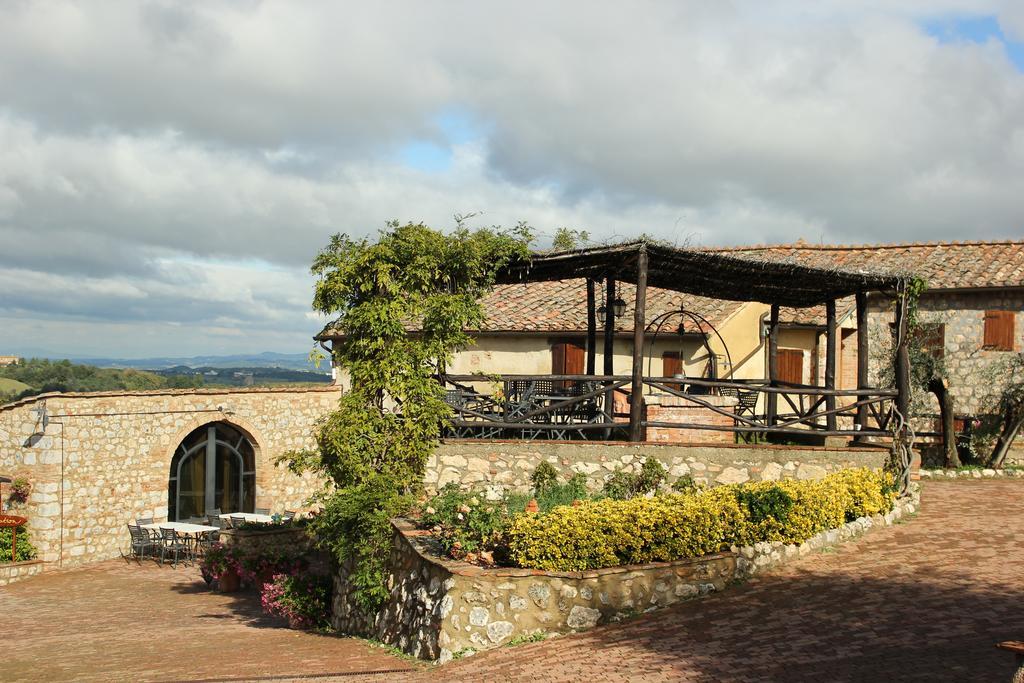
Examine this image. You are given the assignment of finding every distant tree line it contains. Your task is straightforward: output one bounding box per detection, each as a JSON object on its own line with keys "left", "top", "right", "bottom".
{"left": 0, "top": 358, "right": 203, "bottom": 403}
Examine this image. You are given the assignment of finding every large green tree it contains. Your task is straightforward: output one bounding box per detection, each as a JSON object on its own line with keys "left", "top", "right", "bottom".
{"left": 287, "top": 220, "right": 531, "bottom": 610}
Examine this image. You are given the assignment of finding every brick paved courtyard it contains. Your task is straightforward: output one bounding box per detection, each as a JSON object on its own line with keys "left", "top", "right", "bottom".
{"left": 2, "top": 480, "right": 1023, "bottom": 682}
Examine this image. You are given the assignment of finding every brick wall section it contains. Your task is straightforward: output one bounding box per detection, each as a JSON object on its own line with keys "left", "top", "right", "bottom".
{"left": 644, "top": 394, "right": 737, "bottom": 444}
{"left": 0, "top": 386, "right": 340, "bottom": 568}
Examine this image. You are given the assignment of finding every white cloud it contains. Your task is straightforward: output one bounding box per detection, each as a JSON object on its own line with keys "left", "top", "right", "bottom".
{"left": 1, "top": 0, "right": 1023, "bottom": 356}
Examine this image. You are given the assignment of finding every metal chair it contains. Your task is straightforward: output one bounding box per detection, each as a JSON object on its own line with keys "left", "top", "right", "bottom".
{"left": 255, "top": 507, "right": 270, "bottom": 515}
{"left": 127, "top": 524, "right": 156, "bottom": 562}
{"left": 159, "top": 527, "right": 192, "bottom": 567}
{"left": 205, "top": 508, "right": 222, "bottom": 521}
{"left": 283, "top": 510, "right": 296, "bottom": 522}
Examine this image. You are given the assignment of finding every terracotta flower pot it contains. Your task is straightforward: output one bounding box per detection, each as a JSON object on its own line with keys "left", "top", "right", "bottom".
{"left": 218, "top": 569, "right": 241, "bottom": 593}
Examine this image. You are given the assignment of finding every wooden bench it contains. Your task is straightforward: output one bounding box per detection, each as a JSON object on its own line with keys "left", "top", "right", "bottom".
{"left": 997, "top": 641, "right": 1024, "bottom": 683}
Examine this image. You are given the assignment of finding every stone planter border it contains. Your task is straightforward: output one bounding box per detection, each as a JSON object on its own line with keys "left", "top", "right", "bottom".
{"left": 919, "top": 468, "right": 1024, "bottom": 480}
{"left": 0, "top": 559, "right": 44, "bottom": 587}
{"left": 332, "top": 488, "right": 921, "bottom": 662}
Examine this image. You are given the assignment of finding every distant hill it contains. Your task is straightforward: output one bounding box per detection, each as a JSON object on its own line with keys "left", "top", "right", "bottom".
{"left": 152, "top": 365, "right": 332, "bottom": 386}
{"left": 59, "top": 352, "right": 328, "bottom": 374}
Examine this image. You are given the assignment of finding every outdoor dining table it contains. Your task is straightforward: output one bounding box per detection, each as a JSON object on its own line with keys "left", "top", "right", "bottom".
{"left": 220, "top": 512, "right": 275, "bottom": 524}
{"left": 142, "top": 521, "right": 218, "bottom": 535}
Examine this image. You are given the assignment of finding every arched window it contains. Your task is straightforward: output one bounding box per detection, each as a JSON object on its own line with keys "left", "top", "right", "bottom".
{"left": 168, "top": 422, "right": 256, "bottom": 521}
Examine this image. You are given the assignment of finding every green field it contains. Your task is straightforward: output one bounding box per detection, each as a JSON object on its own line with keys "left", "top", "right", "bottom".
{"left": 0, "top": 377, "right": 31, "bottom": 396}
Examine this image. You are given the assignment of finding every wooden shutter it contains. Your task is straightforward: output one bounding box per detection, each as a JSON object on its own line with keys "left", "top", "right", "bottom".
{"left": 662, "top": 351, "right": 682, "bottom": 378}
{"left": 663, "top": 351, "right": 683, "bottom": 390}
{"left": 777, "top": 349, "right": 804, "bottom": 385}
{"left": 552, "top": 340, "right": 585, "bottom": 388}
{"left": 983, "top": 311, "right": 1015, "bottom": 351}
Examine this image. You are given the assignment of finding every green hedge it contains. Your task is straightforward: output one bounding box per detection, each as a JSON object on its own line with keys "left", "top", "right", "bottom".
{"left": 0, "top": 525, "right": 38, "bottom": 564}
{"left": 506, "top": 468, "right": 895, "bottom": 571}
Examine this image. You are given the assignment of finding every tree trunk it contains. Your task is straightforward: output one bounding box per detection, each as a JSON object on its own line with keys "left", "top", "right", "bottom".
{"left": 989, "top": 404, "right": 1023, "bottom": 469}
{"left": 927, "top": 376, "right": 959, "bottom": 468}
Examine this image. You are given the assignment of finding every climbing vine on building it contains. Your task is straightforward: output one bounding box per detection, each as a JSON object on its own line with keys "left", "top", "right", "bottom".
{"left": 285, "top": 220, "right": 532, "bottom": 611}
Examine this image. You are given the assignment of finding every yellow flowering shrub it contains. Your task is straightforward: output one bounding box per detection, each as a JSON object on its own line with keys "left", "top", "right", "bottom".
{"left": 830, "top": 468, "right": 897, "bottom": 521}
{"left": 505, "top": 468, "right": 896, "bottom": 571}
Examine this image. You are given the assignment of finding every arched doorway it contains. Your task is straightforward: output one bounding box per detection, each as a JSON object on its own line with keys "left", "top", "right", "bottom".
{"left": 168, "top": 422, "right": 256, "bottom": 521}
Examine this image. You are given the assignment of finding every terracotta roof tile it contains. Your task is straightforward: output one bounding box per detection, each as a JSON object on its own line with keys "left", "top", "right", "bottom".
{"left": 317, "top": 279, "right": 745, "bottom": 339}
{"left": 710, "top": 240, "right": 1024, "bottom": 291}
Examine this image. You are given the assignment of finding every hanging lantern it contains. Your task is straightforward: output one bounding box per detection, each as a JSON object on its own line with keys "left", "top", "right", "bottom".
{"left": 612, "top": 297, "right": 626, "bottom": 318}
{"left": 597, "top": 305, "right": 608, "bottom": 324}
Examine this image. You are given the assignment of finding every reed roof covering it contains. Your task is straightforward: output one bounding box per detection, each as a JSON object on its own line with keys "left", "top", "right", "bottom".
{"left": 497, "top": 241, "right": 908, "bottom": 308}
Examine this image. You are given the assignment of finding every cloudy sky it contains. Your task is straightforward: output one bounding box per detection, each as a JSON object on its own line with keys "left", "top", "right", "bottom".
{"left": 1, "top": 1, "right": 1023, "bottom": 358}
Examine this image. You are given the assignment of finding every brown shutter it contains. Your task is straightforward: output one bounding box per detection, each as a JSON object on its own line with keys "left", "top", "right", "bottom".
{"left": 564, "top": 342, "right": 585, "bottom": 375}
{"left": 552, "top": 339, "right": 585, "bottom": 389}
{"left": 778, "top": 349, "right": 804, "bottom": 385}
{"left": 662, "top": 351, "right": 682, "bottom": 378}
{"left": 662, "top": 352, "right": 682, "bottom": 389}
{"left": 984, "top": 311, "right": 1015, "bottom": 351}
{"left": 551, "top": 342, "right": 566, "bottom": 375}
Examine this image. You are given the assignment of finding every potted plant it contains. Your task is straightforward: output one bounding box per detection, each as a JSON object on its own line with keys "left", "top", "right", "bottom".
{"left": 200, "top": 543, "right": 242, "bottom": 592}
{"left": 9, "top": 477, "right": 31, "bottom": 504}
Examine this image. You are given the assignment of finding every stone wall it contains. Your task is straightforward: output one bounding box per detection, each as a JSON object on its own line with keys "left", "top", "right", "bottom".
{"left": 425, "top": 440, "right": 889, "bottom": 497}
{"left": 0, "top": 386, "right": 340, "bottom": 568}
{"left": 219, "top": 524, "right": 314, "bottom": 558}
{"left": 868, "top": 290, "right": 1024, "bottom": 417}
{"left": 332, "top": 489, "right": 920, "bottom": 662}
{"left": 0, "top": 559, "right": 44, "bottom": 587}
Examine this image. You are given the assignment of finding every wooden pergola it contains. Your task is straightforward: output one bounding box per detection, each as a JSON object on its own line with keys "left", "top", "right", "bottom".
{"left": 492, "top": 240, "right": 913, "bottom": 442}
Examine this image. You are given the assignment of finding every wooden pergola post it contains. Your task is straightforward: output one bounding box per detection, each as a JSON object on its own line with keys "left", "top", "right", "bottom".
{"left": 824, "top": 298, "right": 837, "bottom": 430}
{"left": 603, "top": 275, "right": 615, "bottom": 375}
{"left": 629, "top": 246, "right": 649, "bottom": 442}
{"left": 603, "top": 275, "right": 616, "bottom": 430}
{"left": 855, "top": 290, "right": 870, "bottom": 436}
{"left": 586, "top": 278, "right": 597, "bottom": 376}
{"left": 894, "top": 291, "right": 911, "bottom": 419}
{"left": 767, "top": 304, "right": 780, "bottom": 426}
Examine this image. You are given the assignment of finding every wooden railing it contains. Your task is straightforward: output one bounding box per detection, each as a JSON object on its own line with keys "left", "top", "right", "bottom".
{"left": 440, "top": 374, "right": 898, "bottom": 441}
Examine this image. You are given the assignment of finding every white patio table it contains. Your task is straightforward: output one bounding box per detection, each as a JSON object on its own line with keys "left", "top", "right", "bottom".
{"left": 142, "top": 521, "right": 218, "bottom": 535}
{"left": 220, "top": 513, "right": 275, "bottom": 524}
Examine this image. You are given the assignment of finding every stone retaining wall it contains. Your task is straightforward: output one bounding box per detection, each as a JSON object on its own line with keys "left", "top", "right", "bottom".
{"left": 331, "top": 489, "right": 919, "bottom": 663}
{"left": 426, "top": 441, "right": 889, "bottom": 498}
{"left": 219, "top": 524, "right": 314, "bottom": 557}
{"left": 0, "top": 559, "right": 44, "bottom": 587}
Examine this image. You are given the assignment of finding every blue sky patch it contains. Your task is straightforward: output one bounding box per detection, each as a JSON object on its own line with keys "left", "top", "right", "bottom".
{"left": 922, "top": 14, "right": 1024, "bottom": 71}
{"left": 397, "top": 107, "right": 486, "bottom": 172}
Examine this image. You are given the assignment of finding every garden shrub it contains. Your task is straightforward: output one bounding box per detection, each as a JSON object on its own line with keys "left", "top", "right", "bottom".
{"left": 506, "top": 468, "right": 895, "bottom": 571}
{"left": 0, "top": 525, "right": 38, "bottom": 563}
{"left": 533, "top": 473, "right": 589, "bottom": 511}
{"left": 530, "top": 461, "right": 559, "bottom": 493}
{"left": 830, "top": 468, "right": 897, "bottom": 521}
{"left": 602, "top": 456, "right": 667, "bottom": 500}
{"left": 420, "top": 484, "right": 517, "bottom": 560}
{"left": 260, "top": 572, "right": 332, "bottom": 630}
